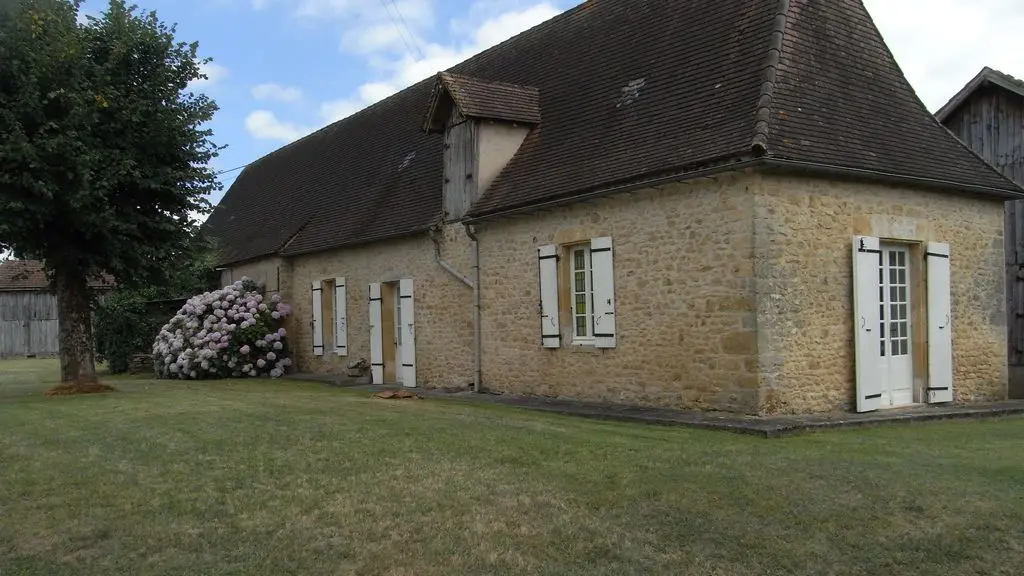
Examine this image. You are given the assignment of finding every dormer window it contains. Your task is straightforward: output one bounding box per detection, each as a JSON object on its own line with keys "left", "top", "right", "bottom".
{"left": 423, "top": 72, "right": 540, "bottom": 221}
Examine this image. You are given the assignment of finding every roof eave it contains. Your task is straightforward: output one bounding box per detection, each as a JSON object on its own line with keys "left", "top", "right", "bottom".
{"left": 760, "top": 158, "right": 1024, "bottom": 200}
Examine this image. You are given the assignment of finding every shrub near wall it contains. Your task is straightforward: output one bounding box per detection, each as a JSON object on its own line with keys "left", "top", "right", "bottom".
{"left": 153, "top": 278, "right": 293, "bottom": 379}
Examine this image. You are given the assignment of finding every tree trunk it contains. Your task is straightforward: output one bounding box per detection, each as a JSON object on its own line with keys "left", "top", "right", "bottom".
{"left": 54, "top": 268, "right": 98, "bottom": 384}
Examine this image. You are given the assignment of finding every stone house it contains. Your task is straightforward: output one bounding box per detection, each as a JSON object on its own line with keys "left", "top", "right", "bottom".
{"left": 206, "top": 0, "right": 1024, "bottom": 415}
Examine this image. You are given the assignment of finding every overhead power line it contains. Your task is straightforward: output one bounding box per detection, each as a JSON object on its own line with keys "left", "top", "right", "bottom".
{"left": 379, "top": 0, "right": 425, "bottom": 60}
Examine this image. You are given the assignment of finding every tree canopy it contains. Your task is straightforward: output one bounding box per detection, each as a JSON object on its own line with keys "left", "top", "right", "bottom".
{"left": 0, "top": 0, "right": 221, "bottom": 384}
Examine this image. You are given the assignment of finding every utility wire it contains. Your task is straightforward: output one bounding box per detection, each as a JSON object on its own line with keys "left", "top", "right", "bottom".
{"left": 386, "top": 0, "right": 426, "bottom": 59}
{"left": 214, "top": 164, "right": 248, "bottom": 177}
{"left": 378, "top": 0, "right": 424, "bottom": 60}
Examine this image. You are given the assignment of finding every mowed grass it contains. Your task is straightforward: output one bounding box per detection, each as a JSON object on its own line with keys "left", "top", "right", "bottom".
{"left": 1, "top": 360, "right": 1023, "bottom": 575}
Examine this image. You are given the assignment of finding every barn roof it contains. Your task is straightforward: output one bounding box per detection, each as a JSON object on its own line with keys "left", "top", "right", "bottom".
{"left": 0, "top": 260, "right": 115, "bottom": 292}
{"left": 935, "top": 67, "right": 1024, "bottom": 123}
{"left": 205, "top": 0, "right": 1024, "bottom": 266}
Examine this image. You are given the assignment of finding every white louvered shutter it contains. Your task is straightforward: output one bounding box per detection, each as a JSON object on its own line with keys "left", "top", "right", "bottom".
{"left": 311, "top": 281, "right": 324, "bottom": 357}
{"left": 591, "top": 237, "right": 617, "bottom": 348}
{"left": 852, "top": 236, "right": 884, "bottom": 412}
{"left": 399, "top": 279, "right": 416, "bottom": 387}
{"left": 927, "top": 242, "right": 954, "bottom": 403}
{"left": 368, "top": 283, "right": 384, "bottom": 384}
{"left": 538, "top": 244, "right": 560, "bottom": 348}
{"left": 334, "top": 277, "right": 347, "bottom": 356}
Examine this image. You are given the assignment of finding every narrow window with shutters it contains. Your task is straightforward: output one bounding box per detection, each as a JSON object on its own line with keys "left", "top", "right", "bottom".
{"left": 311, "top": 281, "right": 324, "bottom": 357}
{"left": 926, "top": 242, "right": 954, "bottom": 403}
{"left": 538, "top": 245, "right": 561, "bottom": 348}
{"left": 334, "top": 277, "right": 347, "bottom": 356}
{"left": 852, "top": 236, "right": 884, "bottom": 412}
{"left": 590, "top": 237, "right": 616, "bottom": 348}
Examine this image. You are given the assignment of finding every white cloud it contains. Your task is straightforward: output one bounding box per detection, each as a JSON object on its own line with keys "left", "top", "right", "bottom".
{"left": 864, "top": 0, "right": 1024, "bottom": 111}
{"left": 245, "top": 110, "right": 312, "bottom": 143}
{"left": 319, "top": 2, "right": 561, "bottom": 123}
{"left": 188, "top": 62, "right": 229, "bottom": 90}
{"left": 251, "top": 83, "right": 304, "bottom": 102}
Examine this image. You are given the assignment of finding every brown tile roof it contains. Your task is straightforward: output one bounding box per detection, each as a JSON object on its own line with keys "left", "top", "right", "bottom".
{"left": 0, "top": 260, "right": 115, "bottom": 291}
{"left": 424, "top": 73, "right": 541, "bottom": 133}
{"left": 935, "top": 66, "right": 1024, "bottom": 123}
{"left": 205, "top": 0, "right": 1024, "bottom": 265}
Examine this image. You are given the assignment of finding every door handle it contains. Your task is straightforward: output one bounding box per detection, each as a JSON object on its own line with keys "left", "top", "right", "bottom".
{"left": 861, "top": 316, "right": 871, "bottom": 332}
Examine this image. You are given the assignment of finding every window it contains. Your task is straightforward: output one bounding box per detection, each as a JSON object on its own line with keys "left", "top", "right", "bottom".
{"left": 537, "top": 237, "right": 616, "bottom": 349}
{"left": 570, "top": 245, "right": 595, "bottom": 342}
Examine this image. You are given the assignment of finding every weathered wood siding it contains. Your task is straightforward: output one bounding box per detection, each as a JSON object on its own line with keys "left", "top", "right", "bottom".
{"left": 442, "top": 107, "right": 478, "bottom": 221}
{"left": 0, "top": 291, "right": 59, "bottom": 358}
{"left": 942, "top": 85, "right": 1024, "bottom": 367}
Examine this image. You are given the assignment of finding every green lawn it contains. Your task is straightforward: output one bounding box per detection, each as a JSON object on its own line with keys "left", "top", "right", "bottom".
{"left": 1, "top": 360, "right": 1023, "bottom": 575}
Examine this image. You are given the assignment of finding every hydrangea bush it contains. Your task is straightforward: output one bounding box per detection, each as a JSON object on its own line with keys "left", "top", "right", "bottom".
{"left": 153, "top": 278, "right": 294, "bottom": 379}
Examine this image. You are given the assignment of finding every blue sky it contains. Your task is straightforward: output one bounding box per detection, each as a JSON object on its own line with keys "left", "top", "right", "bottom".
{"left": 78, "top": 0, "right": 572, "bottom": 207}
{"left": 74, "top": 0, "right": 1024, "bottom": 213}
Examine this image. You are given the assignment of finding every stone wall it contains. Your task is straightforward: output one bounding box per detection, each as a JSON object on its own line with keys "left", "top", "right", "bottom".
{"left": 220, "top": 257, "right": 285, "bottom": 293}
{"left": 475, "top": 172, "right": 760, "bottom": 413}
{"left": 755, "top": 174, "right": 1007, "bottom": 413}
{"left": 282, "top": 224, "right": 475, "bottom": 388}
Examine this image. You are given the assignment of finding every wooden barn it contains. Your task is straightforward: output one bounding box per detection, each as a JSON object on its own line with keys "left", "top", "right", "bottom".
{"left": 0, "top": 260, "right": 114, "bottom": 358}
{"left": 937, "top": 67, "right": 1024, "bottom": 397}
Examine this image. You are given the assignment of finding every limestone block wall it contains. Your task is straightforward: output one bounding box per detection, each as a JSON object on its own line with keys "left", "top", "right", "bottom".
{"left": 282, "top": 224, "right": 475, "bottom": 388}
{"left": 755, "top": 174, "right": 1007, "bottom": 413}
{"left": 475, "top": 172, "right": 760, "bottom": 413}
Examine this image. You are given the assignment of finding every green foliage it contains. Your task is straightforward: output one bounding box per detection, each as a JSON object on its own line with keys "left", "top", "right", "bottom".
{"left": 93, "top": 289, "right": 154, "bottom": 373}
{"left": 93, "top": 233, "right": 221, "bottom": 373}
{"left": 0, "top": 0, "right": 221, "bottom": 283}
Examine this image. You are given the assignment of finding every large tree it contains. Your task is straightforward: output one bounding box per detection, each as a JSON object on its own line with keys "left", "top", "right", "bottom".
{"left": 0, "top": 0, "right": 220, "bottom": 385}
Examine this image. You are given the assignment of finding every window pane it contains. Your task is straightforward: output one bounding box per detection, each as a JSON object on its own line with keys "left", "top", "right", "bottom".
{"left": 575, "top": 293, "right": 586, "bottom": 314}
{"left": 897, "top": 251, "right": 905, "bottom": 266}
{"left": 891, "top": 303, "right": 899, "bottom": 320}
{"left": 890, "top": 267, "right": 897, "bottom": 285}
{"left": 890, "top": 286, "right": 898, "bottom": 303}
{"left": 880, "top": 340, "right": 886, "bottom": 356}
{"left": 899, "top": 323, "right": 907, "bottom": 338}
{"left": 898, "top": 268, "right": 906, "bottom": 285}
{"left": 891, "top": 340, "right": 899, "bottom": 356}
{"left": 575, "top": 271, "right": 586, "bottom": 293}
{"left": 900, "top": 339, "right": 908, "bottom": 356}
{"left": 898, "top": 286, "right": 907, "bottom": 302}
{"left": 576, "top": 315, "right": 587, "bottom": 337}
{"left": 889, "top": 251, "right": 897, "bottom": 266}
{"left": 573, "top": 250, "right": 585, "bottom": 270}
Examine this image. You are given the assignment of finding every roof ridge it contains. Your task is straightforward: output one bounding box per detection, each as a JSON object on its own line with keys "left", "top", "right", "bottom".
{"left": 750, "top": 0, "right": 790, "bottom": 156}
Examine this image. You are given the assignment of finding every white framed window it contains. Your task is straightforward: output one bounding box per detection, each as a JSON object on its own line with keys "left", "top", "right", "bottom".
{"left": 570, "top": 245, "right": 595, "bottom": 343}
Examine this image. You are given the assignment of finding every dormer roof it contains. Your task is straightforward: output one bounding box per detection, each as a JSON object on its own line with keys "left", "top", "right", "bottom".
{"left": 423, "top": 72, "right": 541, "bottom": 133}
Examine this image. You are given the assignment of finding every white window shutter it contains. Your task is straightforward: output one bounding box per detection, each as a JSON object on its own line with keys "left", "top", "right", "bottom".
{"left": 334, "top": 277, "right": 347, "bottom": 356}
{"left": 368, "top": 283, "right": 384, "bottom": 384}
{"left": 852, "top": 236, "right": 884, "bottom": 412}
{"left": 311, "top": 281, "right": 324, "bottom": 357}
{"left": 399, "top": 279, "right": 416, "bottom": 387}
{"left": 538, "top": 244, "right": 560, "bottom": 348}
{"left": 591, "top": 236, "right": 617, "bottom": 348}
{"left": 927, "top": 242, "right": 954, "bottom": 404}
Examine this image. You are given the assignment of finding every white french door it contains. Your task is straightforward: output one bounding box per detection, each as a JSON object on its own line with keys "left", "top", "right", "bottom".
{"left": 878, "top": 244, "right": 913, "bottom": 406}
